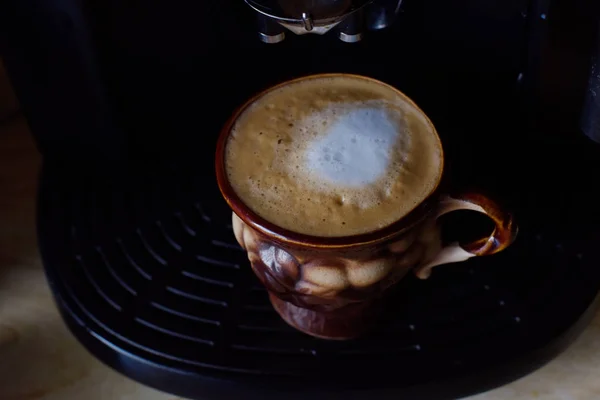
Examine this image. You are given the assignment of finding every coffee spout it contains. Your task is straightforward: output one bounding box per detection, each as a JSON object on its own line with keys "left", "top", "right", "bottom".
{"left": 277, "top": 19, "right": 342, "bottom": 35}
{"left": 301, "top": 12, "right": 314, "bottom": 31}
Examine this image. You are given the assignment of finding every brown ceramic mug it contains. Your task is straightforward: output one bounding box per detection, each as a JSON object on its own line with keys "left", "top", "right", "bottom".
{"left": 215, "top": 74, "right": 518, "bottom": 340}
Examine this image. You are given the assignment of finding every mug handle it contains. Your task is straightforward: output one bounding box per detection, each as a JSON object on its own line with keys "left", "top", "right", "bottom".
{"left": 414, "top": 192, "right": 518, "bottom": 279}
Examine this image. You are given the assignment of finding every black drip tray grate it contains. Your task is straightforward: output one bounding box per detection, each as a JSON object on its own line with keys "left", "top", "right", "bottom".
{"left": 38, "top": 162, "right": 600, "bottom": 400}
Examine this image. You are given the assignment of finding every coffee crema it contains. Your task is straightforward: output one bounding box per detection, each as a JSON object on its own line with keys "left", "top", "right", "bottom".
{"left": 224, "top": 75, "right": 443, "bottom": 237}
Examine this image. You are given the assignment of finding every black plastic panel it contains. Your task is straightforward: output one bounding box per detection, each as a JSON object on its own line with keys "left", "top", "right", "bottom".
{"left": 2, "top": 0, "right": 531, "bottom": 164}
{"left": 38, "top": 137, "right": 600, "bottom": 399}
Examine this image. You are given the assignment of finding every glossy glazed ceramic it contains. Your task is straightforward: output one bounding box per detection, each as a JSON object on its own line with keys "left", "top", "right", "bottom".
{"left": 216, "top": 74, "right": 517, "bottom": 339}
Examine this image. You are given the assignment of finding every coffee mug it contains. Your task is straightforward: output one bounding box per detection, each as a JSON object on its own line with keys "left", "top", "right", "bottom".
{"left": 215, "top": 73, "right": 517, "bottom": 340}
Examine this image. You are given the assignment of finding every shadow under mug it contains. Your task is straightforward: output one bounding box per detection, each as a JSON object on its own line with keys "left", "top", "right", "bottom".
{"left": 216, "top": 73, "right": 518, "bottom": 340}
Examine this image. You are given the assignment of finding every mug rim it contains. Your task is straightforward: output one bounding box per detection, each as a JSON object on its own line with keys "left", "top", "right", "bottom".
{"left": 215, "top": 73, "right": 445, "bottom": 249}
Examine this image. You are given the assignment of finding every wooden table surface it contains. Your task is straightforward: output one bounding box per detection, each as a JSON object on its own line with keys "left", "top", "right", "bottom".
{"left": 1, "top": 114, "right": 600, "bottom": 400}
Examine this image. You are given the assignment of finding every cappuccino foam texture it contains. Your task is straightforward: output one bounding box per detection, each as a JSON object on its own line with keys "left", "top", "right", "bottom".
{"left": 304, "top": 104, "right": 403, "bottom": 207}
{"left": 225, "top": 76, "right": 442, "bottom": 237}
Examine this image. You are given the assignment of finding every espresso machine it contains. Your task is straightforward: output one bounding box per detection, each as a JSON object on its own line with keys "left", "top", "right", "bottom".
{"left": 1, "top": 0, "right": 600, "bottom": 399}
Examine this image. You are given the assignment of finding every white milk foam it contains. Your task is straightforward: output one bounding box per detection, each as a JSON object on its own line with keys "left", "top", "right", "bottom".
{"left": 305, "top": 105, "right": 401, "bottom": 187}
{"left": 269, "top": 99, "right": 409, "bottom": 212}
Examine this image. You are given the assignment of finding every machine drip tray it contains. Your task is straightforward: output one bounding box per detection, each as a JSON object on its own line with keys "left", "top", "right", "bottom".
{"left": 37, "top": 161, "right": 600, "bottom": 400}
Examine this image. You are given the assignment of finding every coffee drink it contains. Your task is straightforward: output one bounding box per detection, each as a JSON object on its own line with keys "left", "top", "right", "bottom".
{"left": 219, "top": 74, "right": 517, "bottom": 339}
{"left": 225, "top": 75, "right": 443, "bottom": 237}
